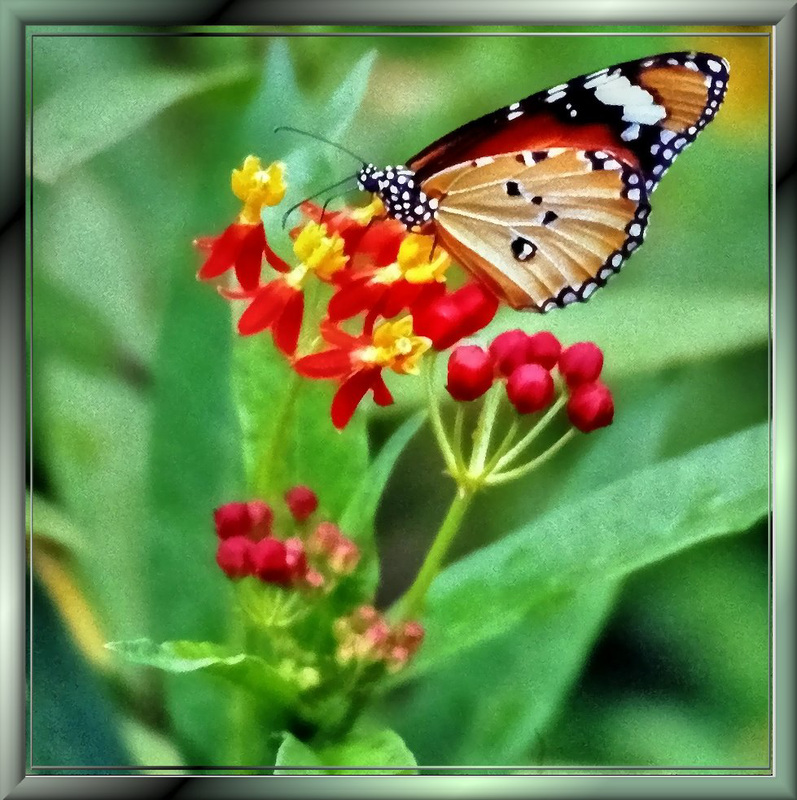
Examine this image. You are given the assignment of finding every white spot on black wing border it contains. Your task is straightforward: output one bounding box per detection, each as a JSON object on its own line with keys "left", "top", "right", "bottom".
{"left": 529, "top": 166, "right": 652, "bottom": 314}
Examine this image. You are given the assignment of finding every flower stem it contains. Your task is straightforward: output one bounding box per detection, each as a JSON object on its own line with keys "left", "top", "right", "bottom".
{"left": 425, "top": 353, "right": 459, "bottom": 478}
{"left": 491, "top": 393, "right": 567, "bottom": 473}
{"left": 391, "top": 487, "right": 473, "bottom": 622}
{"left": 468, "top": 384, "right": 503, "bottom": 479}
{"left": 486, "top": 427, "right": 577, "bottom": 486}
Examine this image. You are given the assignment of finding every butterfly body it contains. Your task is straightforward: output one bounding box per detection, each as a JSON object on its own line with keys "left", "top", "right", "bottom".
{"left": 358, "top": 51, "right": 729, "bottom": 311}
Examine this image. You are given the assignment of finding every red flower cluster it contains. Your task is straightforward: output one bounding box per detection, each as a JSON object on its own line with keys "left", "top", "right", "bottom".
{"left": 213, "top": 486, "right": 359, "bottom": 589}
{"left": 445, "top": 331, "right": 614, "bottom": 433}
{"left": 334, "top": 605, "right": 425, "bottom": 674}
{"left": 196, "top": 156, "right": 503, "bottom": 429}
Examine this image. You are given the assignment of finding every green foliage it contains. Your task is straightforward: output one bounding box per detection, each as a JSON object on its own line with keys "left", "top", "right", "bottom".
{"left": 413, "top": 423, "right": 767, "bottom": 675}
{"left": 275, "top": 726, "right": 417, "bottom": 774}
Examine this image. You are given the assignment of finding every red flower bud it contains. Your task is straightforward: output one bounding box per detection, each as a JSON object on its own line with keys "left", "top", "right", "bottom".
{"left": 213, "top": 501, "right": 274, "bottom": 541}
{"left": 558, "top": 342, "right": 604, "bottom": 387}
{"left": 526, "top": 331, "right": 562, "bottom": 370}
{"left": 506, "top": 363, "right": 555, "bottom": 414}
{"left": 285, "top": 485, "right": 318, "bottom": 521}
{"left": 446, "top": 345, "right": 495, "bottom": 401}
{"left": 216, "top": 536, "right": 254, "bottom": 579}
{"left": 567, "top": 381, "right": 614, "bottom": 432}
{"left": 413, "top": 283, "right": 499, "bottom": 350}
{"left": 251, "top": 537, "right": 292, "bottom": 584}
{"left": 489, "top": 330, "right": 533, "bottom": 377}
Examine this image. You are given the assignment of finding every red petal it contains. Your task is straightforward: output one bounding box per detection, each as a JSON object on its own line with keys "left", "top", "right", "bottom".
{"left": 237, "top": 281, "right": 291, "bottom": 336}
{"left": 371, "top": 374, "right": 394, "bottom": 407}
{"left": 197, "top": 223, "right": 250, "bottom": 281}
{"left": 193, "top": 235, "right": 217, "bottom": 254}
{"left": 293, "top": 349, "right": 353, "bottom": 379}
{"left": 264, "top": 238, "right": 290, "bottom": 273}
{"left": 328, "top": 279, "right": 380, "bottom": 322}
{"left": 331, "top": 370, "right": 378, "bottom": 430}
{"left": 235, "top": 225, "right": 266, "bottom": 291}
{"left": 274, "top": 291, "right": 304, "bottom": 356}
{"left": 218, "top": 285, "right": 260, "bottom": 301}
{"left": 320, "top": 318, "right": 361, "bottom": 349}
{"left": 381, "top": 280, "right": 420, "bottom": 319}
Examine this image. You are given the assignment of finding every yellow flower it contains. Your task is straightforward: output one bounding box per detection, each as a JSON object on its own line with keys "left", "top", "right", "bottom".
{"left": 363, "top": 316, "right": 430, "bottom": 375}
{"left": 293, "top": 221, "right": 348, "bottom": 282}
{"left": 232, "top": 156, "right": 286, "bottom": 225}
{"left": 350, "top": 196, "right": 386, "bottom": 225}
{"left": 372, "top": 233, "right": 451, "bottom": 286}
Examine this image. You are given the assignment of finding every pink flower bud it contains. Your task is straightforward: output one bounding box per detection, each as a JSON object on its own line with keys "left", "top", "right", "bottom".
{"left": 213, "top": 500, "right": 273, "bottom": 540}
{"left": 558, "top": 342, "right": 604, "bottom": 388}
{"left": 567, "top": 381, "right": 614, "bottom": 432}
{"left": 446, "top": 345, "right": 495, "bottom": 402}
{"left": 506, "top": 363, "right": 555, "bottom": 414}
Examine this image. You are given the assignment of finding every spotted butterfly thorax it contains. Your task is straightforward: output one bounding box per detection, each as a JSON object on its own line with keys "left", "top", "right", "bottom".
{"left": 356, "top": 51, "right": 729, "bottom": 311}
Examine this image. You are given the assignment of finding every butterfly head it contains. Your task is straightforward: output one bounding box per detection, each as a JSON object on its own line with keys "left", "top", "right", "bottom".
{"left": 357, "top": 164, "right": 439, "bottom": 231}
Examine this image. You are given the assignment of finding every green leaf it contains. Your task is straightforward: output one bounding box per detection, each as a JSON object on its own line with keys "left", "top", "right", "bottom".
{"left": 386, "top": 585, "right": 617, "bottom": 766}
{"left": 33, "top": 62, "right": 251, "bottom": 183}
{"left": 26, "top": 491, "right": 86, "bottom": 555}
{"left": 339, "top": 412, "right": 426, "bottom": 542}
{"left": 413, "top": 422, "right": 768, "bottom": 676}
{"left": 106, "top": 638, "right": 299, "bottom": 707}
{"left": 274, "top": 726, "right": 418, "bottom": 775}
{"left": 273, "top": 733, "right": 324, "bottom": 774}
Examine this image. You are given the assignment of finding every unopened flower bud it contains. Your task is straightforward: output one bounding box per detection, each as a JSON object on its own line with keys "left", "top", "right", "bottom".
{"left": 558, "top": 342, "right": 604, "bottom": 388}
{"left": 251, "top": 537, "right": 292, "bottom": 585}
{"left": 526, "top": 331, "right": 561, "bottom": 370}
{"left": 567, "top": 381, "right": 614, "bottom": 432}
{"left": 446, "top": 345, "right": 495, "bottom": 401}
{"left": 285, "top": 485, "right": 318, "bottom": 521}
{"left": 489, "top": 329, "right": 534, "bottom": 377}
{"left": 506, "top": 363, "right": 555, "bottom": 414}
{"left": 215, "top": 536, "right": 254, "bottom": 579}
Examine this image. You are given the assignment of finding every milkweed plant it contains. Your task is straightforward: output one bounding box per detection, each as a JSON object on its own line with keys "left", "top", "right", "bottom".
{"left": 107, "top": 153, "right": 615, "bottom": 773}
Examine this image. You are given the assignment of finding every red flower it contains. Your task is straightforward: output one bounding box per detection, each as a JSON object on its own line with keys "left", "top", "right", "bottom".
{"left": 446, "top": 345, "right": 495, "bottom": 402}
{"left": 196, "top": 223, "right": 289, "bottom": 291}
{"left": 298, "top": 200, "right": 406, "bottom": 270}
{"left": 251, "top": 537, "right": 293, "bottom": 585}
{"left": 558, "top": 342, "right": 604, "bottom": 388}
{"left": 195, "top": 157, "right": 289, "bottom": 290}
{"left": 413, "top": 282, "right": 499, "bottom": 350}
{"left": 327, "top": 232, "right": 450, "bottom": 328}
{"left": 567, "top": 381, "right": 614, "bottom": 432}
{"left": 506, "top": 363, "right": 555, "bottom": 414}
{"left": 293, "top": 316, "right": 430, "bottom": 429}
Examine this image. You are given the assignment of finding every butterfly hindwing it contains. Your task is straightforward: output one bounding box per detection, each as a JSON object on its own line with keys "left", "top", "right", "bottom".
{"left": 427, "top": 149, "right": 651, "bottom": 311}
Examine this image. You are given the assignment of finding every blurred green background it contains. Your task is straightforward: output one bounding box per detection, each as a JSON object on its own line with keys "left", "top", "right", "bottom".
{"left": 27, "top": 28, "right": 770, "bottom": 771}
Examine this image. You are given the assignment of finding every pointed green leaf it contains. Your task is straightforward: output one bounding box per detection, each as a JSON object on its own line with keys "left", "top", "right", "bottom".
{"left": 413, "top": 423, "right": 768, "bottom": 675}
{"left": 273, "top": 733, "right": 324, "bottom": 774}
{"left": 106, "top": 638, "right": 299, "bottom": 707}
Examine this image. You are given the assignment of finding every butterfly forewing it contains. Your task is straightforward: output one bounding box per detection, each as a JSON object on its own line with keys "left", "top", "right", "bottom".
{"left": 428, "top": 149, "right": 650, "bottom": 311}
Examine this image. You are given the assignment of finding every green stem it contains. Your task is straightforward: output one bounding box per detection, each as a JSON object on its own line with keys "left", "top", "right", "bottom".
{"left": 254, "top": 368, "right": 302, "bottom": 497}
{"left": 391, "top": 487, "right": 473, "bottom": 622}
{"left": 452, "top": 404, "right": 466, "bottom": 473}
{"left": 484, "top": 418, "right": 519, "bottom": 474}
{"left": 486, "top": 428, "right": 577, "bottom": 486}
{"left": 468, "top": 384, "right": 503, "bottom": 478}
{"left": 491, "top": 393, "right": 567, "bottom": 473}
{"left": 425, "top": 354, "right": 459, "bottom": 478}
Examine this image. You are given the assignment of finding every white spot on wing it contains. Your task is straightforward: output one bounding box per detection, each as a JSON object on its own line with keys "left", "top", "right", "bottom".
{"left": 707, "top": 59, "right": 722, "bottom": 72}
{"left": 507, "top": 110, "right": 523, "bottom": 121}
{"left": 546, "top": 90, "right": 566, "bottom": 103}
{"left": 621, "top": 123, "right": 640, "bottom": 141}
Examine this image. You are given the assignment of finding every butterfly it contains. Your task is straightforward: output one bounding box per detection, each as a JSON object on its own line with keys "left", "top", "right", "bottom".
{"left": 357, "top": 51, "right": 729, "bottom": 311}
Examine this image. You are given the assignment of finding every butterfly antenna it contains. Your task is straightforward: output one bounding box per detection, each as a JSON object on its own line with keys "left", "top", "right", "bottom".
{"left": 274, "top": 125, "right": 367, "bottom": 164}
{"left": 281, "top": 172, "right": 361, "bottom": 228}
